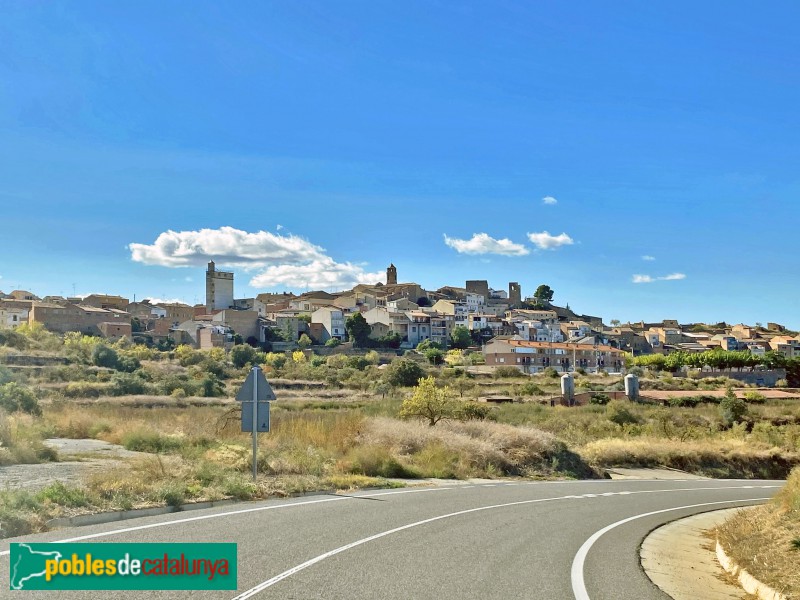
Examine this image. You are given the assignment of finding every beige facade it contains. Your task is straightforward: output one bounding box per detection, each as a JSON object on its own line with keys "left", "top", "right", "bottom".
{"left": 0, "top": 301, "right": 28, "bottom": 328}
{"left": 484, "top": 339, "right": 624, "bottom": 374}
{"left": 98, "top": 322, "right": 132, "bottom": 341}
{"left": 82, "top": 294, "right": 130, "bottom": 310}
{"left": 211, "top": 310, "right": 259, "bottom": 341}
{"left": 157, "top": 303, "right": 194, "bottom": 326}
{"left": 29, "top": 303, "right": 131, "bottom": 335}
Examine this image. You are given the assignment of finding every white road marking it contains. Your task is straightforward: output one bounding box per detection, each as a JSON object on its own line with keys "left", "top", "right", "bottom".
{"left": 570, "top": 497, "right": 772, "bottom": 600}
{"left": 0, "top": 486, "right": 450, "bottom": 558}
{"left": 0, "top": 496, "right": 348, "bottom": 557}
{"left": 231, "top": 485, "right": 778, "bottom": 599}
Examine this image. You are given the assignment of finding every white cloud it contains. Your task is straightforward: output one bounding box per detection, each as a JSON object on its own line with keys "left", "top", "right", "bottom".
{"left": 276, "top": 224, "right": 284, "bottom": 231}
{"left": 250, "top": 257, "right": 384, "bottom": 290}
{"left": 443, "top": 233, "right": 529, "bottom": 256}
{"left": 130, "top": 226, "right": 385, "bottom": 291}
{"left": 129, "top": 226, "right": 325, "bottom": 269}
{"left": 632, "top": 273, "right": 686, "bottom": 284}
{"left": 641, "top": 255, "right": 656, "bottom": 261}
{"left": 526, "top": 231, "right": 574, "bottom": 250}
{"left": 542, "top": 196, "right": 558, "bottom": 205}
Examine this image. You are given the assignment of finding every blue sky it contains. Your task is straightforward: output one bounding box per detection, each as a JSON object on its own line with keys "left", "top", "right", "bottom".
{"left": 1, "top": 1, "right": 799, "bottom": 328}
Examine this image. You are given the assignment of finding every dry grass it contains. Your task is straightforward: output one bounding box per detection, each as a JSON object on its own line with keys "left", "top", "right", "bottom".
{"left": 717, "top": 467, "right": 800, "bottom": 598}
{"left": 580, "top": 437, "right": 800, "bottom": 479}
{"left": 354, "top": 417, "right": 591, "bottom": 479}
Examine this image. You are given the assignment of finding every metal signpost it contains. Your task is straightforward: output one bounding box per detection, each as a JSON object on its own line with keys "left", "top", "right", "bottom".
{"left": 235, "top": 365, "right": 276, "bottom": 480}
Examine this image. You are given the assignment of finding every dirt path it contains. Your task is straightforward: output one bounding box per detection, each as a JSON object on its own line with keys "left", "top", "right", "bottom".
{"left": 0, "top": 438, "right": 147, "bottom": 492}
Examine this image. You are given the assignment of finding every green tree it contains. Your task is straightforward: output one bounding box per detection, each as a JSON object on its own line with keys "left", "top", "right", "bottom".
{"left": 384, "top": 358, "right": 426, "bottom": 387}
{"left": 0, "top": 382, "right": 41, "bottom": 415}
{"left": 230, "top": 344, "right": 258, "bottom": 369}
{"left": 416, "top": 339, "right": 442, "bottom": 352}
{"left": 345, "top": 313, "right": 371, "bottom": 347}
{"left": 399, "top": 376, "right": 460, "bottom": 426}
{"left": 424, "top": 348, "right": 445, "bottom": 365}
{"left": 92, "top": 344, "right": 119, "bottom": 369}
{"left": 720, "top": 387, "right": 748, "bottom": 428}
{"left": 533, "top": 284, "right": 554, "bottom": 303}
{"left": 450, "top": 326, "right": 472, "bottom": 350}
{"left": 110, "top": 373, "right": 147, "bottom": 396}
{"left": 297, "top": 333, "right": 313, "bottom": 349}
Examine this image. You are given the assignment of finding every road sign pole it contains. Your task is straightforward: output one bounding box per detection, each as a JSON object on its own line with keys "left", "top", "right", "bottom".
{"left": 252, "top": 366, "right": 259, "bottom": 481}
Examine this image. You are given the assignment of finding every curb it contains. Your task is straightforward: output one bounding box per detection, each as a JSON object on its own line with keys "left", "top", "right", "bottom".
{"left": 715, "top": 539, "right": 787, "bottom": 600}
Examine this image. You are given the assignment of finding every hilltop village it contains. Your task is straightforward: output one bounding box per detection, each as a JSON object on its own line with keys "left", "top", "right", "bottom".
{"left": 1, "top": 262, "right": 798, "bottom": 380}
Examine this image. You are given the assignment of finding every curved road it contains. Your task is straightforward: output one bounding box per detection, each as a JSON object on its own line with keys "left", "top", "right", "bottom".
{"left": 1, "top": 478, "right": 781, "bottom": 599}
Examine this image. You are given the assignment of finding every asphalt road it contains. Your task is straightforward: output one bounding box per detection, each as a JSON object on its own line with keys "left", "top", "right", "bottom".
{"left": 0, "top": 478, "right": 782, "bottom": 599}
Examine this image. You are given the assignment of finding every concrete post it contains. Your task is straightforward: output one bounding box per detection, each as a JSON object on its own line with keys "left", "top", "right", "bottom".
{"left": 561, "top": 373, "right": 575, "bottom": 406}
{"left": 625, "top": 374, "right": 639, "bottom": 401}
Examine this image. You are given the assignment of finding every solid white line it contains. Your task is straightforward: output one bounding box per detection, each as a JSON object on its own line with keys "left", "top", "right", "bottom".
{"left": 569, "top": 497, "right": 772, "bottom": 600}
{"left": 230, "top": 486, "right": 778, "bottom": 599}
{"left": 0, "top": 486, "right": 466, "bottom": 557}
{"left": 0, "top": 496, "right": 350, "bottom": 557}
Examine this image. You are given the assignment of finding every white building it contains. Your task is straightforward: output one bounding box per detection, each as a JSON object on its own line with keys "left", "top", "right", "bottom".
{"left": 205, "top": 261, "right": 234, "bottom": 311}
{"left": 0, "top": 304, "right": 28, "bottom": 328}
{"left": 311, "top": 306, "right": 347, "bottom": 342}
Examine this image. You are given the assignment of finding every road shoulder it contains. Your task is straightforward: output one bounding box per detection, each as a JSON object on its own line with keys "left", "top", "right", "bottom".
{"left": 640, "top": 508, "right": 748, "bottom": 600}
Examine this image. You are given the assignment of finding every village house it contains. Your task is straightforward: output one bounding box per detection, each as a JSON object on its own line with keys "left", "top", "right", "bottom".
{"left": 484, "top": 339, "right": 625, "bottom": 374}
{"left": 81, "top": 294, "right": 130, "bottom": 311}
{"left": 28, "top": 302, "right": 131, "bottom": 336}
{"left": 311, "top": 306, "right": 347, "bottom": 343}
{"left": 0, "top": 300, "right": 28, "bottom": 328}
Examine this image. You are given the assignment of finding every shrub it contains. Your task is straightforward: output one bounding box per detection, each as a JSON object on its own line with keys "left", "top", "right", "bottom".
{"left": 116, "top": 355, "right": 141, "bottom": 373}
{"left": 346, "top": 356, "right": 370, "bottom": 370}
{"left": 122, "top": 430, "right": 184, "bottom": 453}
{"left": 200, "top": 374, "right": 225, "bottom": 397}
{"left": 230, "top": 344, "right": 258, "bottom": 369}
{"left": 743, "top": 391, "right": 767, "bottom": 404}
{"left": 63, "top": 381, "right": 109, "bottom": 398}
{"left": 720, "top": 389, "right": 748, "bottom": 428}
{"left": 0, "top": 382, "right": 41, "bottom": 415}
{"left": 518, "top": 381, "right": 544, "bottom": 396}
{"left": 606, "top": 400, "right": 640, "bottom": 426}
{"left": 263, "top": 353, "right": 287, "bottom": 369}
{"left": 589, "top": 393, "right": 611, "bottom": 405}
{"left": 92, "top": 345, "right": 119, "bottom": 369}
{"left": 385, "top": 359, "right": 426, "bottom": 387}
{"left": 542, "top": 367, "right": 559, "bottom": 379}
{"left": 455, "top": 401, "right": 493, "bottom": 421}
{"left": 668, "top": 396, "right": 700, "bottom": 408}
{"left": 325, "top": 338, "right": 341, "bottom": 347}
{"left": 494, "top": 366, "right": 525, "bottom": 379}
{"left": 0, "top": 365, "right": 13, "bottom": 385}
{"left": 110, "top": 373, "right": 147, "bottom": 396}
{"left": 423, "top": 348, "right": 445, "bottom": 365}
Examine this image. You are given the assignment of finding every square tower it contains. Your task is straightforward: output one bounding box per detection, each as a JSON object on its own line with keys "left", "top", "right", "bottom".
{"left": 205, "top": 261, "right": 234, "bottom": 312}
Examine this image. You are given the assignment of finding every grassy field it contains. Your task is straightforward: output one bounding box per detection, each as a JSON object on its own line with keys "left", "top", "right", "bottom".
{"left": 717, "top": 466, "right": 800, "bottom": 598}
